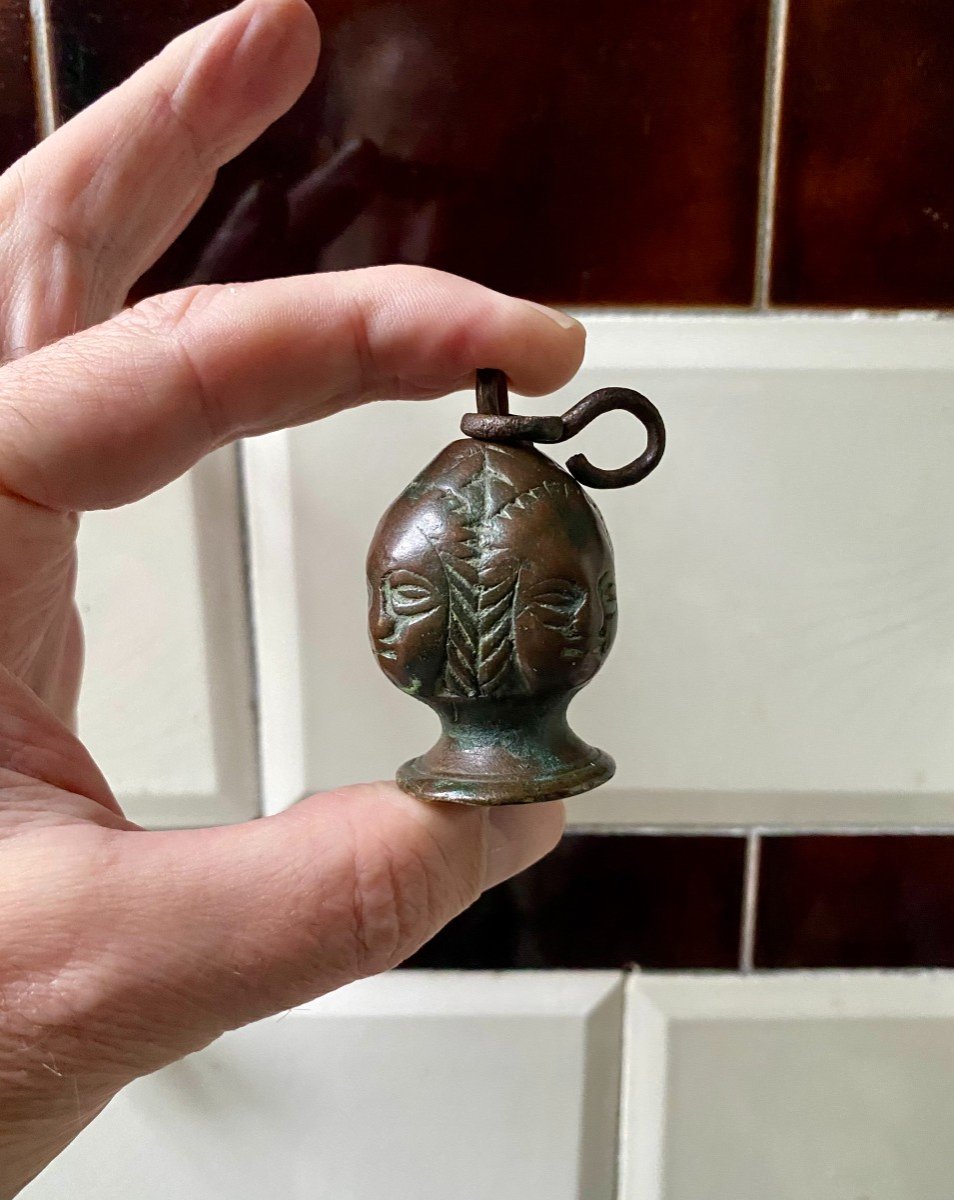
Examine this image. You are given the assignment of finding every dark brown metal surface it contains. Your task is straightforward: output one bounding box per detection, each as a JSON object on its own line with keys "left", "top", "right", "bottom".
{"left": 367, "top": 370, "right": 664, "bottom": 805}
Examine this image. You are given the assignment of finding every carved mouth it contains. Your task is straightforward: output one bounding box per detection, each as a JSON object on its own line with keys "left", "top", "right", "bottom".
{"left": 374, "top": 630, "right": 401, "bottom": 661}
{"left": 560, "top": 646, "right": 585, "bottom": 660}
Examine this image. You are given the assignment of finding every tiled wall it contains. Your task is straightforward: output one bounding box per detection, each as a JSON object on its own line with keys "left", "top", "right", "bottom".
{"left": 403, "top": 833, "right": 954, "bottom": 972}
{"left": 0, "top": 0, "right": 38, "bottom": 167}
{"left": 7, "top": 1, "right": 954, "bottom": 974}
{"left": 773, "top": 0, "right": 954, "bottom": 308}
{"left": 7, "top": 0, "right": 952, "bottom": 309}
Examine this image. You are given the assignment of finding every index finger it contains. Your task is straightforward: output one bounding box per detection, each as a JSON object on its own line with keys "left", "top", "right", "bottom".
{"left": 0, "top": 265, "right": 585, "bottom": 511}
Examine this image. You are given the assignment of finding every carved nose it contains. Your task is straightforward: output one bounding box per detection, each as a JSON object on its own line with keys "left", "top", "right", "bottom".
{"left": 571, "top": 594, "right": 593, "bottom": 638}
{"left": 370, "top": 591, "right": 393, "bottom": 642}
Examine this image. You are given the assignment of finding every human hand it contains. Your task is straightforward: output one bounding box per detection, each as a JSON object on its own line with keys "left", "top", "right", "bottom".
{"left": 0, "top": 2, "right": 582, "bottom": 1192}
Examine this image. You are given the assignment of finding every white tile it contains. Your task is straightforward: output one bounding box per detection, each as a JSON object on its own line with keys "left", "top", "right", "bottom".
{"left": 622, "top": 971, "right": 954, "bottom": 1200}
{"left": 578, "top": 311, "right": 954, "bottom": 371}
{"left": 77, "top": 447, "right": 257, "bottom": 827}
{"left": 24, "top": 972, "right": 623, "bottom": 1200}
{"left": 245, "top": 315, "right": 954, "bottom": 827}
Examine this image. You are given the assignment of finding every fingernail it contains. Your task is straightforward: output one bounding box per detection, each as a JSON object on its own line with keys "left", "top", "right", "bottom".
{"left": 523, "top": 299, "right": 585, "bottom": 333}
{"left": 482, "top": 802, "right": 566, "bottom": 891}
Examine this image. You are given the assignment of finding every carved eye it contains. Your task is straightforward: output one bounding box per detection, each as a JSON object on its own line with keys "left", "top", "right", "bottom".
{"left": 599, "top": 573, "right": 618, "bottom": 618}
{"left": 525, "top": 579, "right": 586, "bottom": 630}
{"left": 386, "top": 569, "right": 440, "bottom": 617}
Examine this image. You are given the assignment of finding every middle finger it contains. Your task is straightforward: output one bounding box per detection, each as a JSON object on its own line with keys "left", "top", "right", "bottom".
{"left": 0, "top": 0, "right": 319, "bottom": 353}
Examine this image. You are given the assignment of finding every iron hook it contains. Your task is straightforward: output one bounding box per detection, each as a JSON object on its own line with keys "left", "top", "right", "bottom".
{"left": 462, "top": 369, "right": 665, "bottom": 490}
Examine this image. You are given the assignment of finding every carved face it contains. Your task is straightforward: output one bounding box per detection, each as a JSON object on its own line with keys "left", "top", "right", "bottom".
{"left": 368, "top": 440, "right": 617, "bottom": 702}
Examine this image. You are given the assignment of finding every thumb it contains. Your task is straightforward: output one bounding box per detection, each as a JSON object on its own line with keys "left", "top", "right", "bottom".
{"left": 74, "top": 784, "right": 564, "bottom": 1063}
{"left": 3, "top": 782, "right": 562, "bottom": 1190}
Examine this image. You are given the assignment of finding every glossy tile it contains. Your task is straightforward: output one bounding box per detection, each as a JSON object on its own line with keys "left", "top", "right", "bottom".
{"left": 0, "top": 0, "right": 38, "bottom": 172}
{"left": 247, "top": 324, "right": 954, "bottom": 827}
{"left": 51, "top": 0, "right": 230, "bottom": 120}
{"left": 773, "top": 0, "right": 954, "bottom": 307}
{"left": 622, "top": 974, "right": 954, "bottom": 1200}
{"left": 26, "top": 974, "right": 625, "bottom": 1200}
{"left": 403, "top": 833, "right": 745, "bottom": 970}
{"left": 50, "top": 0, "right": 768, "bottom": 305}
{"left": 77, "top": 450, "right": 258, "bottom": 828}
{"left": 757, "top": 836, "right": 954, "bottom": 968}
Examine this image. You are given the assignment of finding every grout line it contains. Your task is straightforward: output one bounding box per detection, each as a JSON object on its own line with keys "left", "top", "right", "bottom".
{"left": 564, "top": 824, "right": 757, "bottom": 837}
{"left": 614, "top": 976, "right": 632, "bottom": 1200}
{"left": 565, "top": 824, "right": 954, "bottom": 837}
{"left": 752, "top": 0, "right": 791, "bottom": 308}
{"left": 235, "top": 442, "right": 264, "bottom": 819}
{"left": 569, "top": 306, "right": 949, "bottom": 321}
{"left": 28, "top": 0, "right": 59, "bottom": 137}
{"left": 754, "top": 826, "right": 954, "bottom": 836}
{"left": 738, "top": 830, "right": 762, "bottom": 973}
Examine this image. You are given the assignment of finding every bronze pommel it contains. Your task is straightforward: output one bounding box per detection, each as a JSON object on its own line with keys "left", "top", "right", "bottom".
{"left": 367, "top": 369, "right": 664, "bottom": 806}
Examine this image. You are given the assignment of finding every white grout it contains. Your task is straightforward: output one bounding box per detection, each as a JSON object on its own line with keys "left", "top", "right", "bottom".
{"left": 566, "top": 825, "right": 954, "bottom": 836}
{"left": 752, "top": 0, "right": 791, "bottom": 308}
{"left": 738, "top": 830, "right": 762, "bottom": 972}
{"left": 28, "top": 0, "right": 59, "bottom": 137}
{"left": 570, "top": 306, "right": 947, "bottom": 322}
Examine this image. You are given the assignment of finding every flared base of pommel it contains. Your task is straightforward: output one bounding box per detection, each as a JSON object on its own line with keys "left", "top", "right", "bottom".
{"left": 397, "top": 746, "right": 615, "bottom": 806}
{"left": 394, "top": 694, "right": 615, "bottom": 806}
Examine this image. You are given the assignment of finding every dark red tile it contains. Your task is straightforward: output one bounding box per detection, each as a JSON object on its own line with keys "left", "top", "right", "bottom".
{"left": 0, "top": 0, "right": 39, "bottom": 172}
{"left": 757, "top": 835, "right": 954, "bottom": 968}
{"left": 403, "top": 833, "right": 745, "bottom": 970}
{"left": 51, "top": 0, "right": 768, "bottom": 306}
{"left": 51, "top": 0, "right": 230, "bottom": 120}
{"left": 773, "top": 0, "right": 954, "bottom": 307}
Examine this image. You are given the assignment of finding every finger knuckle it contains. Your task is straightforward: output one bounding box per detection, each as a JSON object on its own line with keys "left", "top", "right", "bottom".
{"left": 332, "top": 814, "right": 481, "bottom": 980}
{"left": 119, "top": 286, "right": 233, "bottom": 442}
{"left": 121, "top": 284, "right": 227, "bottom": 337}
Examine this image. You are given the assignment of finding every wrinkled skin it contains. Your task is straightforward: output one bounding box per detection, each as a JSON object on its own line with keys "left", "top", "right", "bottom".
{"left": 0, "top": 2, "right": 583, "bottom": 1193}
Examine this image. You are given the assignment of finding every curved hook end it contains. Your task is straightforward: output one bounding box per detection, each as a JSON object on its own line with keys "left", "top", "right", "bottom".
{"left": 560, "top": 388, "right": 666, "bottom": 489}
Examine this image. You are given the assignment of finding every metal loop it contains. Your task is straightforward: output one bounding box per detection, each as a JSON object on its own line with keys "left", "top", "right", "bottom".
{"left": 461, "top": 370, "right": 665, "bottom": 490}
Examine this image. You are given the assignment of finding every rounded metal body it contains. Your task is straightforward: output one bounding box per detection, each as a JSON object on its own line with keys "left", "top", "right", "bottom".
{"left": 367, "top": 438, "right": 619, "bottom": 805}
